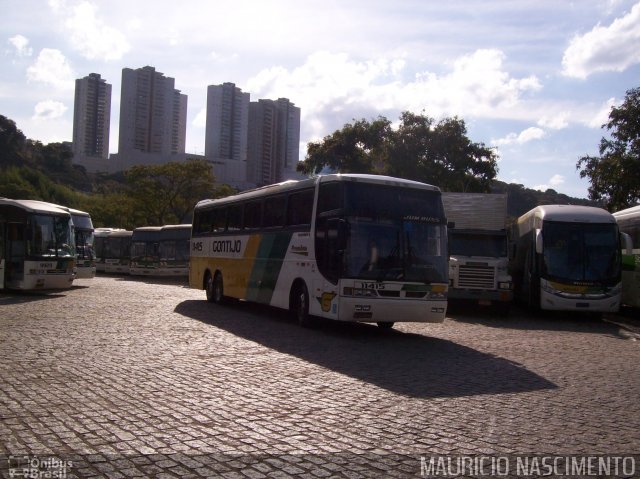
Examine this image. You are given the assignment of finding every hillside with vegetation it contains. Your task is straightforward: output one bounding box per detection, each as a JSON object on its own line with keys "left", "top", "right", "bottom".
{"left": 1, "top": 113, "right": 598, "bottom": 228}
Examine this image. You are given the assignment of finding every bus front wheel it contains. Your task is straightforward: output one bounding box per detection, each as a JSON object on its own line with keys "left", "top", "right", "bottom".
{"left": 292, "top": 282, "right": 311, "bottom": 327}
{"left": 377, "top": 322, "right": 395, "bottom": 330}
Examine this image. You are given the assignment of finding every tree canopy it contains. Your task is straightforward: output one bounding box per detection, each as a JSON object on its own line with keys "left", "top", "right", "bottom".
{"left": 298, "top": 111, "right": 498, "bottom": 192}
{"left": 577, "top": 87, "right": 640, "bottom": 211}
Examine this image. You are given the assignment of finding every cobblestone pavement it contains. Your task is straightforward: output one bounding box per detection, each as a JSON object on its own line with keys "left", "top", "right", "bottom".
{"left": 1, "top": 276, "right": 639, "bottom": 478}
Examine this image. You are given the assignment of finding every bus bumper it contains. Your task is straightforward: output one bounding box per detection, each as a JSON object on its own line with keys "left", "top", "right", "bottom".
{"left": 336, "top": 297, "right": 447, "bottom": 323}
{"left": 540, "top": 288, "right": 621, "bottom": 313}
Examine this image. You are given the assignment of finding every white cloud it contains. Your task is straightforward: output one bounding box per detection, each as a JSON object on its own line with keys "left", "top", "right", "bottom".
{"left": 247, "top": 49, "right": 541, "bottom": 140}
{"left": 534, "top": 174, "right": 566, "bottom": 192}
{"left": 62, "top": 1, "right": 130, "bottom": 61}
{"left": 32, "top": 100, "right": 67, "bottom": 120}
{"left": 8, "top": 34, "right": 33, "bottom": 57}
{"left": 562, "top": 2, "right": 640, "bottom": 78}
{"left": 192, "top": 107, "right": 206, "bottom": 128}
{"left": 537, "top": 113, "right": 569, "bottom": 130}
{"left": 493, "top": 127, "right": 545, "bottom": 146}
{"left": 26, "top": 48, "right": 75, "bottom": 90}
{"left": 586, "top": 97, "right": 618, "bottom": 128}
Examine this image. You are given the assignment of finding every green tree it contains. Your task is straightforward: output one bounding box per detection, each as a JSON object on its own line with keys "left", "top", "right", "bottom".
{"left": 577, "top": 87, "right": 640, "bottom": 211}
{"left": 298, "top": 111, "right": 498, "bottom": 192}
{"left": 0, "top": 115, "right": 27, "bottom": 168}
{"left": 124, "top": 159, "right": 218, "bottom": 225}
{"left": 301, "top": 117, "right": 392, "bottom": 175}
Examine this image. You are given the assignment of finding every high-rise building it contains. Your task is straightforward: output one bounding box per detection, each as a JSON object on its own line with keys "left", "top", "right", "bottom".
{"left": 247, "top": 98, "right": 301, "bottom": 186}
{"left": 72, "top": 73, "right": 111, "bottom": 173}
{"left": 204, "top": 82, "right": 250, "bottom": 187}
{"left": 117, "top": 66, "right": 187, "bottom": 157}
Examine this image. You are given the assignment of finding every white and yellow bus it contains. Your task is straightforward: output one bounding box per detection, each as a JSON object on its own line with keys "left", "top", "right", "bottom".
{"left": 0, "top": 198, "right": 76, "bottom": 290}
{"left": 613, "top": 205, "right": 640, "bottom": 308}
{"left": 190, "top": 174, "right": 449, "bottom": 328}
{"left": 510, "top": 205, "right": 626, "bottom": 313}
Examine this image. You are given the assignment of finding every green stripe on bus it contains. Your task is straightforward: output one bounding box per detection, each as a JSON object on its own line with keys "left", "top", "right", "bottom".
{"left": 247, "top": 232, "right": 293, "bottom": 303}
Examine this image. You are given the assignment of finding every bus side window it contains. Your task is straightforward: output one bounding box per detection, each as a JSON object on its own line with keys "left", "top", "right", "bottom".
{"left": 244, "top": 201, "right": 262, "bottom": 230}
{"left": 318, "top": 182, "right": 343, "bottom": 213}
{"left": 287, "top": 189, "right": 314, "bottom": 226}
{"left": 194, "top": 209, "right": 212, "bottom": 235}
{"left": 263, "top": 196, "right": 286, "bottom": 228}
{"left": 212, "top": 207, "right": 227, "bottom": 233}
{"left": 228, "top": 204, "right": 243, "bottom": 232}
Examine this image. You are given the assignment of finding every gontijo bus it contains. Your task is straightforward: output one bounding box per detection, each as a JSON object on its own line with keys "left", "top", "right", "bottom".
{"left": 0, "top": 198, "right": 75, "bottom": 290}
{"left": 190, "top": 174, "right": 449, "bottom": 328}
{"left": 510, "top": 204, "right": 627, "bottom": 313}
{"left": 612, "top": 205, "right": 640, "bottom": 308}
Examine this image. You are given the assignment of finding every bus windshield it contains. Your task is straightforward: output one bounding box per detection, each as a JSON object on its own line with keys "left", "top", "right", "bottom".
{"left": 29, "top": 214, "right": 75, "bottom": 258}
{"left": 342, "top": 183, "right": 447, "bottom": 283}
{"left": 542, "top": 221, "right": 620, "bottom": 283}
{"left": 75, "top": 229, "right": 95, "bottom": 260}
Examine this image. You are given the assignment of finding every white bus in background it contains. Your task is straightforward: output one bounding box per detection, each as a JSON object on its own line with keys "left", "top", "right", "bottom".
{"left": 190, "top": 174, "right": 449, "bottom": 329}
{"left": 612, "top": 205, "right": 640, "bottom": 308}
{"left": 0, "top": 198, "right": 76, "bottom": 290}
{"left": 68, "top": 208, "right": 96, "bottom": 279}
{"left": 94, "top": 228, "right": 116, "bottom": 272}
{"left": 510, "top": 205, "right": 627, "bottom": 313}
{"left": 130, "top": 226, "right": 162, "bottom": 276}
{"left": 103, "top": 229, "right": 133, "bottom": 274}
{"left": 158, "top": 224, "right": 191, "bottom": 276}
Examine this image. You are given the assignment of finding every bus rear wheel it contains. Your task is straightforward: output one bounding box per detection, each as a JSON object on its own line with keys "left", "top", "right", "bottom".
{"left": 205, "top": 271, "right": 224, "bottom": 304}
{"left": 212, "top": 272, "right": 225, "bottom": 304}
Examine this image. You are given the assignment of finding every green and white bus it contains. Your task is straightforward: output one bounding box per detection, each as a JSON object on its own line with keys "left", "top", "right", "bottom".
{"left": 68, "top": 208, "right": 96, "bottom": 279}
{"left": 130, "top": 226, "right": 162, "bottom": 275}
{"left": 613, "top": 205, "right": 640, "bottom": 308}
{"left": 103, "top": 229, "right": 133, "bottom": 274}
{"left": 510, "top": 205, "right": 625, "bottom": 313}
{"left": 190, "top": 174, "right": 449, "bottom": 328}
{"left": 0, "top": 198, "right": 76, "bottom": 290}
{"left": 158, "top": 224, "right": 191, "bottom": 276}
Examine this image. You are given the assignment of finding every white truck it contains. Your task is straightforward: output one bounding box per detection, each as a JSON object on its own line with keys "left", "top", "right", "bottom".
{"left": 442, "top": 192, "right": 513, "bottom": 314}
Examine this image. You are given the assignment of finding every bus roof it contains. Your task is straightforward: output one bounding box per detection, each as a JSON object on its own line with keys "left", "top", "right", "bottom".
{"left": 520, "top": 204, "right": 616, "bottom": 224}
{"left": 160, "top": 224, "right": 192, "bottom": 230}
{"left": 194, "top": 174, "right": 440, "bottom": 210}
{"left": 68, "top": 207, "right": 91, "bottom": 217}
{"left": 107, "top": 230, "right": 133, "bottom": 238}
{"left": 0, "top": 198, "right": 71, "bottom": 216}
{"left": 612, "top": 204, "right": 640, "bottom": 220}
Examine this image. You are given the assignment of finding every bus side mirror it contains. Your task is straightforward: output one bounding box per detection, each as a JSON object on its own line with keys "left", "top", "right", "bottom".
{"left": 535, "top": 229, "right": 543, "bottom": 254}
{"left": 621, "top": 232, "right": 633, "bottom": 254}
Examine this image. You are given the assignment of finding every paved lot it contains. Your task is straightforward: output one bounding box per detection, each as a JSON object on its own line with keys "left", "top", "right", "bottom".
{"left": 1, "top": 276, "right": 639, "bottom": 478}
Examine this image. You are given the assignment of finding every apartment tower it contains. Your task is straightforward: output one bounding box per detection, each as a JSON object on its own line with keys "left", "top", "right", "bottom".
{"left": 72, "top": 73, "right": 111, "bottom": 172}
{"left": 118, "top": 66, "right": 187, "bottom": 156}
{"left": 204, "top": 82, "right": 250, "bottom": 186}
{"left": 247, "top": 98, "right": 301, "bottom": 186}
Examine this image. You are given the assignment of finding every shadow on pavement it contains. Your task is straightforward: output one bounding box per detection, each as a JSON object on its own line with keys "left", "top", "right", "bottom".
{"left": 0, "top": 290, "right": 68, "bottom": 304}
{"left": 175, "top": 299, "right": 558, "bottom": 399}
{"left": 447, "top": 302, "right": 627, "bottom": 335}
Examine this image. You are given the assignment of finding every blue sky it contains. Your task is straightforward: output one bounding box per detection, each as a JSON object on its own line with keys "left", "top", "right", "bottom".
{"left": 2, "top": 0, "right": 639, "bottom": 198}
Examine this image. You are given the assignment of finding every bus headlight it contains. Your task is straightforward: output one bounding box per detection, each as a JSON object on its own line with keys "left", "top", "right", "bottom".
{"left": 498, "top": 282, "right": 511, "bottom": 290}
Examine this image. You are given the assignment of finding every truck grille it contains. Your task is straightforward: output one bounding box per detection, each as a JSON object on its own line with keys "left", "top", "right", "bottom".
{"left": 458, "top": 265, "right": 495, "bottom": 289}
